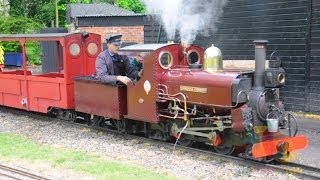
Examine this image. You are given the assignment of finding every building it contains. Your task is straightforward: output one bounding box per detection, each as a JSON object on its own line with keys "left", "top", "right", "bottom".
{"left": 67, "top": 3, "right": 145, "bottom": 45}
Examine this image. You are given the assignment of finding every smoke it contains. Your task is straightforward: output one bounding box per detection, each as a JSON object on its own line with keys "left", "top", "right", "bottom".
{"left": 142, "top": 0, "right": 228, "bottom": 44}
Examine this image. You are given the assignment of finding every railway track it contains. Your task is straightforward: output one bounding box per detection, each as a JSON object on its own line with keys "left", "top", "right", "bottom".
{"left": 2, "top": 107, "right": 320, "bottom": 179}
{"left": 57, "top": 118, "right": 320, "bottom": 179}
{"left": 0, "top": 164, "right": 49, "bottom": 180}
{"left": 277, "top": 162, "right": 320, "bottom": 180}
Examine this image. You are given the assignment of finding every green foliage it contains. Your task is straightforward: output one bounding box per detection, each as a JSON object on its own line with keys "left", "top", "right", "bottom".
{"left": 26, "top": 42, "right": 42, "bottom": 65}
{"left": 0, "top": 16, "right": 41, "bottom": 34}
{"left": 0, "top": 42, "right": 21, "bottom": 53}
{"left": 34, "top": 2, "right": 55, "bottom": 27}
{"left": 8, "top": 0, "right": 144, "bottom": 28}
{"left": 9, "top": 0, "right": 55, "bottom": 27}
{"left": 0, "top": 16, "right": 41, "bottom": 55}
{"left": 115, "top": 0, "right": 145, "bottom": 13}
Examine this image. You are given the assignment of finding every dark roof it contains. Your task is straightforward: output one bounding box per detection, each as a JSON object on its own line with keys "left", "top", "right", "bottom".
{"left": 67, "top": 3, "right": 139, "bottom": 18}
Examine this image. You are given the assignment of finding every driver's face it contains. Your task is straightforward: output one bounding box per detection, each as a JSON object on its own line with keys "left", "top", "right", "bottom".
{"left": 107, "top": 42, "right": 121, "bottom": 54}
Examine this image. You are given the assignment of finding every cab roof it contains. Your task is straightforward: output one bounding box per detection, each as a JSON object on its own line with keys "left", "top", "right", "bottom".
{"left": 119, "top": 43, "right": 170, "bottom": 52}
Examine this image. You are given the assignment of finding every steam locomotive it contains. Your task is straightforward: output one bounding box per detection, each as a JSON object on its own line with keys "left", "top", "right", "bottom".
{"left": 0, "top": 32, "right": 308, "bottom": 162}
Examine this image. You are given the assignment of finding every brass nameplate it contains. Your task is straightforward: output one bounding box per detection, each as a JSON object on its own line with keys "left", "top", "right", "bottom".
{"left": 180, "top": 85, "right": 207, "bottom": 93}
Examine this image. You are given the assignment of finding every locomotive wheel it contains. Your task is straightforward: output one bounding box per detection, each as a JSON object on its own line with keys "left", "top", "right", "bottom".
{"left": 57, "top": 110, "right": 76, "bottom": 122}
{"left": 176, "top": 137, "right": 193, "bottom": 147}
{"left": 89, "top": 116, "right": 105, "bottom": 127}
{"left": 213, "top": 144, "right": 235, "bottom": 155}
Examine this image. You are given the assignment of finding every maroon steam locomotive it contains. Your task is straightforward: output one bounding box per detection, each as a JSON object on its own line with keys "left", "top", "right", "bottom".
{"left": 0, "top": 32, "right": 308, "bottom": 161}
{"left": 74, "top": 38, "right": 308, "bottom": 161}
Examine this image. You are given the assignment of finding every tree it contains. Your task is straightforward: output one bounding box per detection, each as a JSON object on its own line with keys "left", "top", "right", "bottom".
{"left": 0, "top": 16, "right": 42, "bottom": 65}
{"left": 9, "top": 0, "right": 55, "bottom": 27}
{"left": 3, "top": 0, "right": 9, "bottom": 16}
{"left": 6, "top": 0, "right": 145, "bottom": 28}
{"left": 115, "top": 0, "right": 145, "bottom": 13}
{"left": 0, "top": 16, "right": 41, "bottom": 34}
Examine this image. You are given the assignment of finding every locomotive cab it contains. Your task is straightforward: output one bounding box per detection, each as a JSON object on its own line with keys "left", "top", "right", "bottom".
{"left": 118, "top": 44, "right": 177, "bottom": 123}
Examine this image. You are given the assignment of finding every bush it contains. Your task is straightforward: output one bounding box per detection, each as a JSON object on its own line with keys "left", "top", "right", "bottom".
{"left": 0, "top": 42, "right": 22, "bottom": 53}
{"left": 26, "top": 42, "right": 42, "bottom": 65}
{"left": 0, "top": 16, "right": 41, "bottom": 34}
{"left": 0, "top": 16, "right": 42, "bottom": 64}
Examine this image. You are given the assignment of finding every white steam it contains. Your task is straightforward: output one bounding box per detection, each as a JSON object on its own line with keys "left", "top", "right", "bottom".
{"left": 142, "top": 0, "right": 228, "bottom": 44}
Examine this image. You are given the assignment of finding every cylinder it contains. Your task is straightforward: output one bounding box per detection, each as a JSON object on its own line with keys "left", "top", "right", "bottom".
{"left": 253, "top": 40, "right": 268, "bottom": 90}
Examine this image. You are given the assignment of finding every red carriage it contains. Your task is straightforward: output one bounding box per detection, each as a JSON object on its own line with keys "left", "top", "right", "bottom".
{"left": 0, "top": 32, "right": 101, "bottom": 114}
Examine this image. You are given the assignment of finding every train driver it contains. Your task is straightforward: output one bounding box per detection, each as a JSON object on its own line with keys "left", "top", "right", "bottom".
{"left": 95, "top": 34, "right": 142, "bottom": 85}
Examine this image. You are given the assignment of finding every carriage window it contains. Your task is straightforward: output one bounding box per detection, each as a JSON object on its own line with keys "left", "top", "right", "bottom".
{"left": 87, "top": 42, "right": 98, "bottom": 56}
{"left": 187, "top": 50, "right": 200, "bottom": 64}
{"left": 159, "top": 51, "right": 173, "bottom": 69}
{"left": 69, "top": 43, "right": 81, "bottom": 57}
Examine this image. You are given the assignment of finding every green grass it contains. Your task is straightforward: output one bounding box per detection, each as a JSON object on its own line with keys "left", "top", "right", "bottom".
{"left": 0, "top": 133, "right": 175, "bottom": 179}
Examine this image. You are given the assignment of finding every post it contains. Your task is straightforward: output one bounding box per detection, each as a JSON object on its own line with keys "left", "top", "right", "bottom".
{"left": 3, "top": 0, "right": 9, "bottom": 17}
{"left": 55, "top": 0, "right": 59, "bottom": 28}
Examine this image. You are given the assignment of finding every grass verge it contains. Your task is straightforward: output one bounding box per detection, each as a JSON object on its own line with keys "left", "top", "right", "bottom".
{"left": 0, "top": 133, "right": 175, "bottom": 179}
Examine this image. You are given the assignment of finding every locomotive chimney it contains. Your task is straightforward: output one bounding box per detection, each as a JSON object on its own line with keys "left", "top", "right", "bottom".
{"left": 181, "top": 41, "right": 188, "bottom": 55}
{"left": 253, "top": 40, "right": 268, "bottom": 90}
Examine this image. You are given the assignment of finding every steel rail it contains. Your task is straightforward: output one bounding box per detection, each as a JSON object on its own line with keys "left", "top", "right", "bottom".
{"left": 0, "top": 164, "right": 50, "bottom": 180}
{"left": 0, "top": 172, "right": 21, "bottom": 180}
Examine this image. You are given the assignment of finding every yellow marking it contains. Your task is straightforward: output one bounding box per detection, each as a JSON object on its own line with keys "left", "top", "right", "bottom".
{"left": 0, "top": 45, "right": 4, "bottom": 65}
{"left": 253, "top": 126, "right": 267, "bottom": 134}
{"left": 304, "top": 114, "right": 320, "bottom": 120}
{"left": 282, "top": 151, "right": 298, "bottom": 162}
{"left": 253, "top": 126, "right": 267, "bottom": 139}
{"left": 180, "top": 85, "right": 207, "bottom": 93}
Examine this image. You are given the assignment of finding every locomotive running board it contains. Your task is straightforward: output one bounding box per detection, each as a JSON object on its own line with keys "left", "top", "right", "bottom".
{"left": 251, "top": 135, "right": 308, "bottom": 158}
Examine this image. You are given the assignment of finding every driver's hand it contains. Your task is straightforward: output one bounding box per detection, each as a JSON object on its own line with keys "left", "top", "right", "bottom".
{"left": 138, "top": 69, "right": 143, "bottom": 77}
{"left": 117, "top": 76, "right": 132, "bottom": 85}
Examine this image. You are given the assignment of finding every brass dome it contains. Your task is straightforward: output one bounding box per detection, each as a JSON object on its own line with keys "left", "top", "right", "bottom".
{"left": 203, "top": 44, "right": 223, "bottom": 73}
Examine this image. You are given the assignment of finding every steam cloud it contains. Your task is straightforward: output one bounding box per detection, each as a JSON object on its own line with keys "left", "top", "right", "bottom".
{"left": 142, "top": 0, "right": 228, "bottom": 44}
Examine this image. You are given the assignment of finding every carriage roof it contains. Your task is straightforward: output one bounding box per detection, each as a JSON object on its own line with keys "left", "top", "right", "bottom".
{"left": 0, "top": 33, "right": 84, "bottom": 41}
